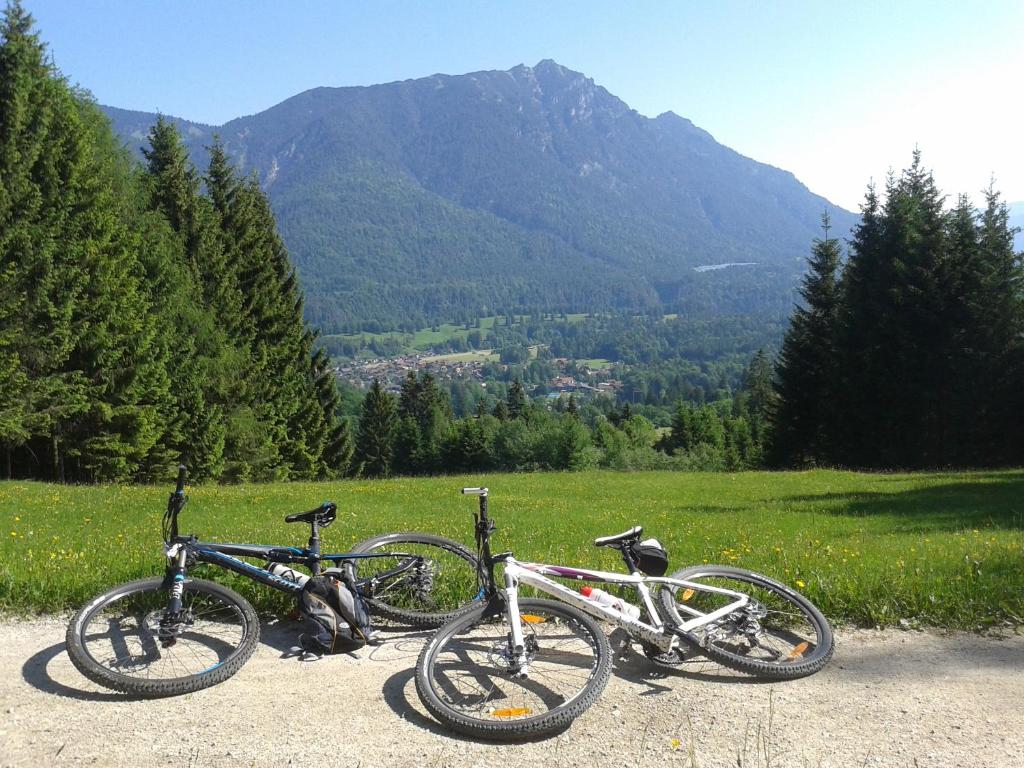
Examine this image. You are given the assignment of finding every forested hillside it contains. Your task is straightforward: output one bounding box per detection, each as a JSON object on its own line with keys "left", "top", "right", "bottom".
{"left": 102, "top": 62, "right": 858, "bottom": 332}
{"left": 0, "top": 4, "right": 347, "bottom": 482}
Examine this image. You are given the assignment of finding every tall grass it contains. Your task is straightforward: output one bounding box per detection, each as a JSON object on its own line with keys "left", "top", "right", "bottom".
{"left": 1, "top": 469, "right": 1021, "bottom": 628}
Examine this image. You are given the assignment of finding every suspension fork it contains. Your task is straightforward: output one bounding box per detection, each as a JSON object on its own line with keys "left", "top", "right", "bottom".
{"left": 502, "top": 567, "right": 531, "bottom": 677}
{"left": 164, "top": 544, "right": 189, "bottom": 616}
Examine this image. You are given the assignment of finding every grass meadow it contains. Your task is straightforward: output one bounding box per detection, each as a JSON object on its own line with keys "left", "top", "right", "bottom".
{"left": 1, "top": 469, "right": 1021, "bottom": 629}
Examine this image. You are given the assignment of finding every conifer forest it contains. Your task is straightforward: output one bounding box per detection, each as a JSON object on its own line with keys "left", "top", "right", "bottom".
{"left": 1, "top": 3, "right": 1022, "bottom": 483}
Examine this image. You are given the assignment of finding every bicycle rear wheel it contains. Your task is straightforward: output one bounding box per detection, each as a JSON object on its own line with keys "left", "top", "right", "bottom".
{"left": 659, "top": 565, "right": 833, "bottom": 679}
{"left": 415, "top": 597, "right": 612, "bottom": 740}
{"left": 350, "top": 532, "right": 480, "bottom": 628}
{"left": 66, "top": 576, "right": 259, "bottom": 697}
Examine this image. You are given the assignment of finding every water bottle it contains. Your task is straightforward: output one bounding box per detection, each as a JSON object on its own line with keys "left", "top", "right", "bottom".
{"left": 266, "top": 562, "right": 310, "bottom": 587}
{"left": 579, "top": 586, "right": 641, "bottom": 620}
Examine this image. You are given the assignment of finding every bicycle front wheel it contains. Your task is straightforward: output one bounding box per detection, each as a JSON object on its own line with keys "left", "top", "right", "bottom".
{"left": 415, "top": 597, "right": 612, "bottom": 741}
{"left": 350, "top": 532, "right": 480, "bottom": 628}
{"left": 66, "top": 576, "right": 259, "bottom": 697}
{"left": 659, "top": 565, "right": 833, "bottom": 679}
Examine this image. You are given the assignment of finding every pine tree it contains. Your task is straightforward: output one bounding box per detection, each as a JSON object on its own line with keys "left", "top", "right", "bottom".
{"left": 972, "top": 187, "right": 1024, "bottom": 462}
{"left": 492, "top": 400, "right": 509, "bottom": 421}
{"left": 0, "top": 4, "right": 180, "bottom": 481}
{"left": 835, "top": 154, "right": 955, "bottom": 467}
{"left": 506, "top": 379, "right": 527, "bottom": 419}
{"left": 566, "top": 394, "right": 579, "bottom": 418}
{"left": 0, "top": 1, "right": 88, "bottom": 478}
{"left": 140, "top": 118, "right": 230, "bottom": 479}
{"left": 354, "top": 380, "right": 397, "bottom": 477}
{"left": 59, "top": 101, "right": 175, "bottom": 480}
{"left": 770, "top": 214, "right": 841, "bottom": 467}
{"left": 393, "top": 371, "right": 449, "bottom": 474}
{"left": 310, "top": 347, "right": 352, "bottom": 475}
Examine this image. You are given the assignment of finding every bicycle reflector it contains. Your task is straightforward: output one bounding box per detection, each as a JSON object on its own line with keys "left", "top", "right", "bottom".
{"left": 681, "top": 588, "right": 695, "bottom": 601}
{"left": 786, "top": 642, "right": 809, "bottom": 660}
{"left": 492, "top": 708, "right": 532, "bottom": 718}
{"left": 520, "top": 614, "right": 546, "bottom": 623}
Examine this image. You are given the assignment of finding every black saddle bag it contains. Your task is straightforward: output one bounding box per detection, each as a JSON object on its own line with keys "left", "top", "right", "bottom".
{"left": 299, "top": 571, "right": 371, "bottom": 654}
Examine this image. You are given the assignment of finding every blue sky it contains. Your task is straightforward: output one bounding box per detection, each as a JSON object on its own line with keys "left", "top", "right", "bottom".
{"left": 25, "top": 0, "right": 1024, "bottom": 210}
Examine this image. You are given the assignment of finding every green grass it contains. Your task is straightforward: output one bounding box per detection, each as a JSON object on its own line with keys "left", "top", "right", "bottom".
{"left": 411, "top": 322, "right": 487, "bottom": 347}
{"left": 2, "top": 470, "right": 1022, "bottom": 629}
{"left": 421, "top": 350, "right": 499, "bottom": 363}
{"left": 577, "top": 358, "right": 612, "bottom": 370}
{"left": 322, "top": 318, "right": 499, "bottom": 357}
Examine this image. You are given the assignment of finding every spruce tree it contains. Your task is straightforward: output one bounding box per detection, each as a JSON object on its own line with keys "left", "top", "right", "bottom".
{"left": 973, "top": 187, "right": 1024, "bottom": 462}
{"left": 354, "top": 380, "right": 397, "bottom": 477}
{"left": 0, "top": 1, "right": 88, "bottom": 478}
{"left": 770, "top": 215, "right": 841, "bottom": 466}
{"left": 60, "top": 101, "right": 175, "bottom": 480}
{"left": 506, "top": 379, "right": 527, "bottom": 419}
{"left": 1, "top": 3, "right": 177, "bottom": 481}
{"left": 140, "top": 119, "right": 230, "bottom": 479}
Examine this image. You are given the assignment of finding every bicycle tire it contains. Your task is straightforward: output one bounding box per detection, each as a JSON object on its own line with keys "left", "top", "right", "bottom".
{"left": 415, "top": 597, "right": 612, "bottom": 740}
{"left": 659, "top": 565, "right": 833, "bottom": 679}
{"left": 66, "top": 576, "right": 259, "bottom": 697}
{"left": 350, "top": 532, "right": 481, "bottom": 628}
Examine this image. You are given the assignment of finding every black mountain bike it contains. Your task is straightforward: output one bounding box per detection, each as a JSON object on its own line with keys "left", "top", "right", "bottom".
{"left": 66, "top": 466, "right": 480, "bottom": 697}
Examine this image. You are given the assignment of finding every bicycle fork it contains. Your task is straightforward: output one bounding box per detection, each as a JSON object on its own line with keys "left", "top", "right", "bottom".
{"left": 501, "top": 570, "right": 532, "bottom": 679}
{"left": 157, "top": 543, "right": 191, "bottom": 645}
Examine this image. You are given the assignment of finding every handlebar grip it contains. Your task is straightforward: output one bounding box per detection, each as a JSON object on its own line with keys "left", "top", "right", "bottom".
{"left": 175, "top": 464, "right": 187, "bottom": 495}
{"left": 461, "top": 487, "right": 488, "bottom": 496}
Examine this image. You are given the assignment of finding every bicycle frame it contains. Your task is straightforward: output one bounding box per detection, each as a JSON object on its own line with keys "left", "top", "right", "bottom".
{"left": 164, "top": 539, "right": 414, "bottom": 597}
{"left": 459, "top": 486, "right": 748, "bottom": 674}
{"left": 160, "top": 465, "right": 421, "bottom": 612}
{"left": 498, "top": 557, "right": 749, "bottom": 658}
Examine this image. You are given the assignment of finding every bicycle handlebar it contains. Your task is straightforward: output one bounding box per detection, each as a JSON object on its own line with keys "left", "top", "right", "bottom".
{"left": 175, "top": 464, "right": 187, "bottom": 495}
{"left": 461, "top": 487, "right": 488, "bottom": 496}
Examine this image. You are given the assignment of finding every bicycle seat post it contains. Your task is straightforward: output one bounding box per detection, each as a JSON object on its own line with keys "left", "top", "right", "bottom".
{"left": 308, "top": 518, "right": 321, "bottom": 576}
{"left": 461, "top": 487, "right": 488, "bottom": 520}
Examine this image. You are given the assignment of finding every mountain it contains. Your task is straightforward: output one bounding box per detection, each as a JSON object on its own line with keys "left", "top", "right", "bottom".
{"left": 103, "top": 60, "right": 857, "bottom": 332}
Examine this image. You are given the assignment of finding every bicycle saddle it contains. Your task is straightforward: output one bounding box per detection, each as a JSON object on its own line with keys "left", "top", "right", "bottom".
{"left": 593, "top": 526, "right": 643, "bottom": 547}
{"left": 285, "top": 502, "right": 337, "bottom": 527}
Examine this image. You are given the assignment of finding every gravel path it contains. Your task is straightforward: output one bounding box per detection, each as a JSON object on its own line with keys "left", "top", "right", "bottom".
{"left": 1, "top": 618, "right": 1021, "bottom": 768}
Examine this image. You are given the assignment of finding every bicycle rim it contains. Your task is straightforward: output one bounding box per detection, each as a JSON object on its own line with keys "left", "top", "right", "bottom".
{"left": 351, "top": 533, "right": 480, "bottom": 625}
{"left": 417, "top": 598, "right": 611, "bottom": 739}
{"left": 73, "top": 579, "right": 254, "bottom": 687}
{"left": 662, "top": 566, "right": 833, "bottom": 677}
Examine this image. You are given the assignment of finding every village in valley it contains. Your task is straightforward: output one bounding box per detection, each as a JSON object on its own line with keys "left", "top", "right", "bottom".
{"left": 333, "top": 350, "right": 624, "bottom": 399}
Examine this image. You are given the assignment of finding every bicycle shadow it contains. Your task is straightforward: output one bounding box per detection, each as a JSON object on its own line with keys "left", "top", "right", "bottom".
{"left": 379, "top": 666, "right": 573, "bottom": 743}
{"left": 250, "top": 617, "right": 434, "bottom": 662}
{"left": 21, "top": 641, "right": 139, "bottom": 703}
{"left": 606, "top": 629, "right": 773, "bottom": 692}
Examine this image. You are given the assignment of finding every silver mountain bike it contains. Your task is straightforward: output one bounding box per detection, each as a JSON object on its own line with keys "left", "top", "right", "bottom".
{"left": 415, "top": 488, "right": 834, "bottom": 740}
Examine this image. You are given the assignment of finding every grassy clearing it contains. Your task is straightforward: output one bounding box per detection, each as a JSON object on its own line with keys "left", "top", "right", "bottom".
{"left": 1, "top": 469, "right": 1021, "bottom": 628}
{"left": 324, "top": 317, "right": 502, "bottom": 356}
{"left": 421, "top": 350, "right": 499, "bottom": 363}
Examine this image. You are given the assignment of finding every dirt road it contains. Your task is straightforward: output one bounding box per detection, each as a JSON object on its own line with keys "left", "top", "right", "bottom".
{"left": 1, "top": 618, "right": 1021, "bottom": 768}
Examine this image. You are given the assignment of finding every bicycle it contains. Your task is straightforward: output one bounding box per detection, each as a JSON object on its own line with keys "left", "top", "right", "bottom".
{"left": 415, "top": 488, "right": 834, "bottom": 740}
{"left": 66, "top": 466, "right": 480, "bottom": 697}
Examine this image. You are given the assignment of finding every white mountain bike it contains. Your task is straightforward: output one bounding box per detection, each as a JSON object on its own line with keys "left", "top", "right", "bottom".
{"left": 415, "top": 488, "right": 834, "bottom": 740}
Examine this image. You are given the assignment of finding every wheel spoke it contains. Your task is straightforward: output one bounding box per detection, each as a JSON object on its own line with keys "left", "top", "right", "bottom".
{"left": 74, "top": 580, "right": 252, "bottom": 687}
{"left": 659, "top": 567, "right": 833, "bottom": 678}
{"left": 420, "top": 600, "right": 610, "bottom": 735}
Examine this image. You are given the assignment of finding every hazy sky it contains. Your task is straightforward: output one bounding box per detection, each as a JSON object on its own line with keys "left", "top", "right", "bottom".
{"left": 25, "top": 0, "right": 1024, "bottom": 210}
